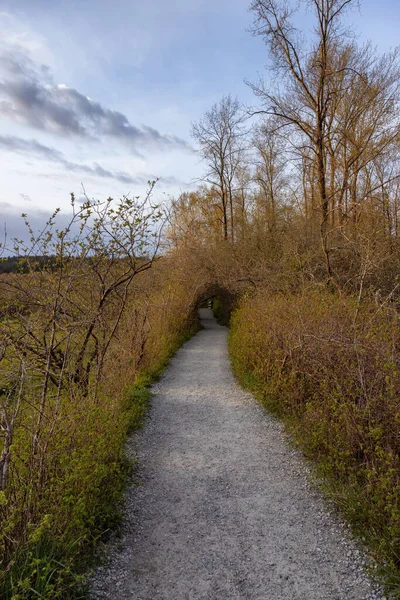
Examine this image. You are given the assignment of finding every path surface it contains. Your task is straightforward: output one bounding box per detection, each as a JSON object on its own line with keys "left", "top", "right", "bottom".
{"left": 90, "top": 309, "right": 382, "bottom": 600}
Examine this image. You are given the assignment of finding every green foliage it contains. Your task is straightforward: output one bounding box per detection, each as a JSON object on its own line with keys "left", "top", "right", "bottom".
{"left": 229, "top": 288, "right": 400, "bottom": 597}
{"left": 0, "top": 194, "right": 201, "bottom": 600}
{"left": 211, "top": 298, "right": 226, "bottom": 325}
{"left": 211, "top": 289, "right": 235, "bottom": 327}
{"left": 0, "top": 317, "right": 198, "bottom": 599}
{"left": 1, "top": 536, "right": 87, "bottom": 600}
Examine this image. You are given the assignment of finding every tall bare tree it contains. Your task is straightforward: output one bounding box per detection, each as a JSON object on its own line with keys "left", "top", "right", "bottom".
{"left": 191, "top": 95, "right": 247, "bottom": 242}
{"left": 252, "top": 120, "right": 289, "bottom": 235}
{"left": 248, "top": 0, "right": 400, "bottom": 284}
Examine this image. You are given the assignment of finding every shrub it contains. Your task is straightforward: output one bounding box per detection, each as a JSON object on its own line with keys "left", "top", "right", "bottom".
{"left": 230, "top": 287, "right": 400, "bottom": 578}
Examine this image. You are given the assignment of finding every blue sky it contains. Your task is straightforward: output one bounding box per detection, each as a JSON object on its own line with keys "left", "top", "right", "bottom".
{"left": 0, "top": 0, "right": 399, "bottom": 242}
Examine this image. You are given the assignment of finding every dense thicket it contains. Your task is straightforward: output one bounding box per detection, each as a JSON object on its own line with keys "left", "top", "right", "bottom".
{"left": 0, "top": 195, "right": 201, "bottom": 597}
{"left": 230, "top": 292, "right": 400, "bottom": 581}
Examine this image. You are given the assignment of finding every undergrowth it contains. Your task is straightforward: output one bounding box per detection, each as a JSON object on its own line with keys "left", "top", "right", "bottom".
{"left": 229, "top": 288, "right": 400, "bottom": 599}
{"left": 0, "top": 323, "right": 199, "bottom": 600}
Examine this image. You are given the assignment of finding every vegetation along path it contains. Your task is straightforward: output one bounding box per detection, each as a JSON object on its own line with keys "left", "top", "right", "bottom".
{"left": 90, "top": 309, "right": 383, "bottom": 600}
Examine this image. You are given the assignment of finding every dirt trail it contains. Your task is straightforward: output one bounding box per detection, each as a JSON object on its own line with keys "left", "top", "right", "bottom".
{"left": 90, "top": 308, "right": 382, "bottom": 600}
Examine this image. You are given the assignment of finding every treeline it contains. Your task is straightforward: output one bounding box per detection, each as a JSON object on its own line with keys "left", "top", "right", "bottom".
{"left": 0, "top": 255, "right": 152, "bottom": 275}
{"left": 0, "top": 256, "right": 58, "bottom": 274}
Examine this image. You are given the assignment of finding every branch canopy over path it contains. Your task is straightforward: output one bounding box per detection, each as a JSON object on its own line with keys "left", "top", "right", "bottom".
{"left": 90, "top": 309, "right": 381, "bottom": 599}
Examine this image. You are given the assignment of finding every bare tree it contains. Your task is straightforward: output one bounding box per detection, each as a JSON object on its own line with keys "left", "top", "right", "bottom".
{"left": 248, "top": 0, "right": 400, "bottom": 284}
{"left": 252, "top": 120, "right": 289, "bottom": 235}
{"left": 165, "top": 188, "right": 225, "bottom": 248}
{"left": 191, "top": 95, "right": 247, "bottom": 242}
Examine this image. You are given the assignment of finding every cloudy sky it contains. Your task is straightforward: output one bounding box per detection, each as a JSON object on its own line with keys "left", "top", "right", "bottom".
{"left": 0, "top": 0, "right": 399, "bottom": 243}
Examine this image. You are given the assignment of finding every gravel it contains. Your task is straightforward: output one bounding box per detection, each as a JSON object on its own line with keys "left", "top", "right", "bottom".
{"left": 89, "top": 308, "right": 385, "bottom": 600}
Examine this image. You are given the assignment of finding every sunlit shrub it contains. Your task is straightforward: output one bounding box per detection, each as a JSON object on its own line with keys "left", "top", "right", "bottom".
{"left": 230, "top": 287, "right": 400, "bottom": 568}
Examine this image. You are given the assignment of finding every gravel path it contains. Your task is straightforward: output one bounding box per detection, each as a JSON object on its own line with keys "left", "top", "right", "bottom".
{"left": 90, "top": 308, "right": 384, "bottom": 600}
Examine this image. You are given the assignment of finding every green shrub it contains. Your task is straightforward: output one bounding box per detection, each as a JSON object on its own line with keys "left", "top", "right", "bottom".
{"left": 0, "top": 264, "right": 200, "bottom": 599}
{"left": 229, "top": 288, "right": 400, "bottom": 595}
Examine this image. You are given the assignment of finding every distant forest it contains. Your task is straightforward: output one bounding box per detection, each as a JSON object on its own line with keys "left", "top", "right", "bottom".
{"left": 0, "top": 256, "right": 56, "bottom": 274}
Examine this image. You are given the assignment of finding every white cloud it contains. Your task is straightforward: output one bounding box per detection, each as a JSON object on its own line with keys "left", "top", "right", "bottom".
{"left": 0, "top": 11, "right": 52, "bottom": 65}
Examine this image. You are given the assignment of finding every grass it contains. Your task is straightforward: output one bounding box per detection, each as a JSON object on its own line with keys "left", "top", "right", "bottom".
{"left": 2, "top": 537, "right": 88, "bottom": 600}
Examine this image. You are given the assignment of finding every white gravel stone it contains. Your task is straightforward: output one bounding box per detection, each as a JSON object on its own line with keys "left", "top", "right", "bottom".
{"left": 89, "top": 308, "right": 384, "bottom": 600}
